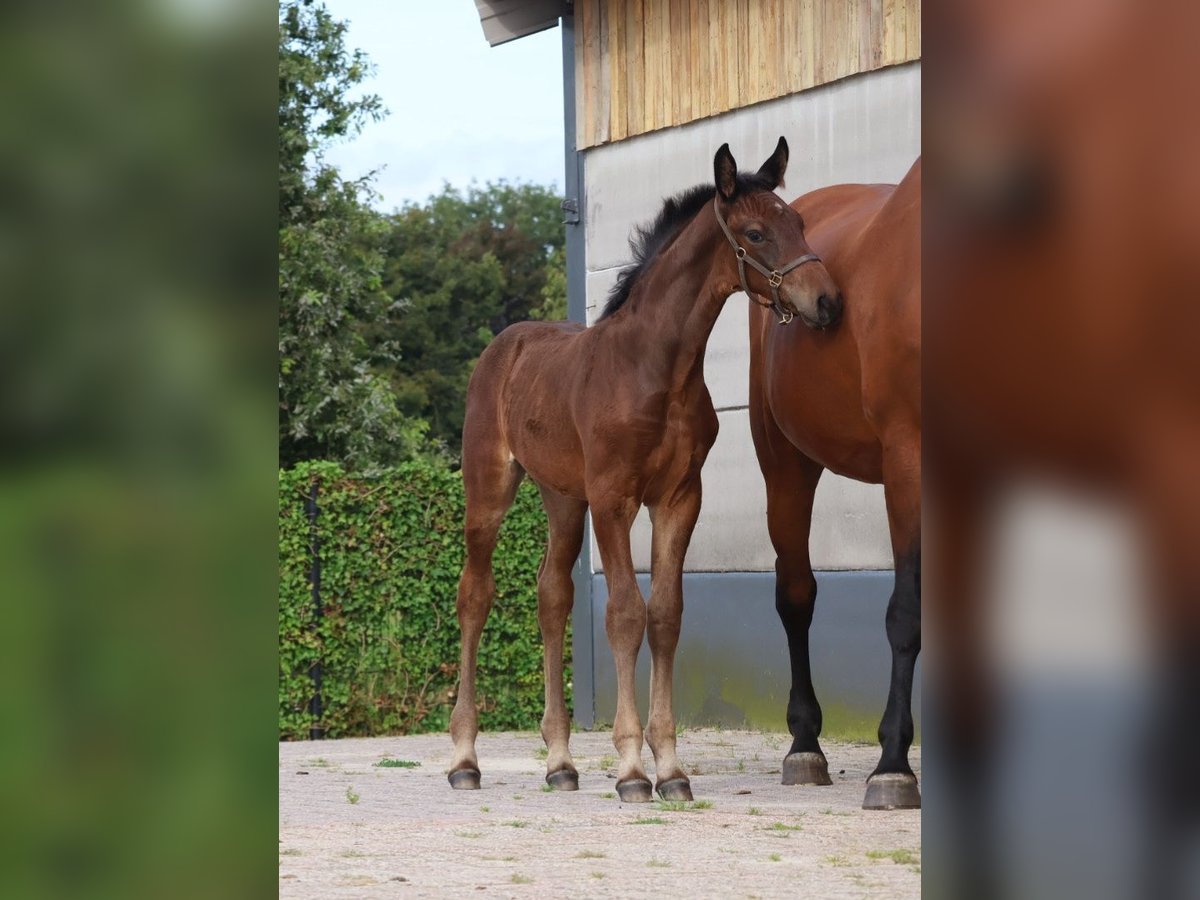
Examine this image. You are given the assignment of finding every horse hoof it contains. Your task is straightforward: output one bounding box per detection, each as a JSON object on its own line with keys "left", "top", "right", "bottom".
{"left": 863, "top": 772, "right": 921, "bottom": 810}
{"left": 448, "top": 768, "right": 481, "bottom": 791}
{"left": 545, "top": 769, "right": 579, "bottom": 791}
{"left": 782, "top": 752, "right": 832, "bottom": 786}
{"left": 615, "top": 778, "right": 654, "bottom": 803}
{"left": 656, "top": 777, "right": 693, "bottom": 802}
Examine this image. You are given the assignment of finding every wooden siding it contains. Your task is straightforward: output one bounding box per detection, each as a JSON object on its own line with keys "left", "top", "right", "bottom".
{"left": 575, "top": 0, "right": 920, "bottom": 149}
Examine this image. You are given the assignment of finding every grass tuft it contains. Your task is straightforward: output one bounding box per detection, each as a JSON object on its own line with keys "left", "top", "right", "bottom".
{"left": 654, "top": 799, "right": 711, "bottom": 813}
{"left": 631, "top": 816, "right": 668, "bottom": 825}
{"left": 511, "top": 873, "right": 533, "bottom": 884}
{"left": 374, "top": 758, "right": 419, "bottom": 768}
{"left": 576, "top": 850, "right": 606, "bottom": 859}
{"left": 768, "top": 853, "right": 782, "bottom": 862}
{"left": 867, "top": 848, "right": 919, "bottom": 866}
{"left": 503, "top": 820, "right": 529, "bottom": 829}
{"left": 345, "top": 786, "right": 360, "bottom": 805}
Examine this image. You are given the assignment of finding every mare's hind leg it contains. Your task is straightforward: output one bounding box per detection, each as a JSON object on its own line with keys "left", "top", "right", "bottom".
{"left": 535, "top": 486, "right": 587, "bottom": 791}
{"left": 447, "top": 452, "right": 524, "bottom": 790}
{"left": 750, "top": 389, "right": 830, "bottom": 786}
{"left": 644, "top": 484, "right": 702, "bottom": 801}
{"left": 864, "top": 430, "right": 922, "bottom": 810}
{"left": 590, "top": 495, "right": 652, "bottom": 802}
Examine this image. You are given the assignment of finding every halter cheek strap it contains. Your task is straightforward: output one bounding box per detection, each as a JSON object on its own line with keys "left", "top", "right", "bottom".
{"left": 713, "top": 196, "right": 822, "bottom": 325}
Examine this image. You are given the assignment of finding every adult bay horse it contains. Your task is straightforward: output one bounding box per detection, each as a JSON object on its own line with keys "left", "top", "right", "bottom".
{"left": 448, "top": 138, "right": 842, "bottom": 802}
{"left": 749, "top": 159, "right": 921, "bottom": 810}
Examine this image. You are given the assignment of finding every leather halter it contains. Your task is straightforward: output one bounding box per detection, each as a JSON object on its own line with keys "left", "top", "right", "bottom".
{"left": 713, "top": 196, "right": 822, "bottom": 325}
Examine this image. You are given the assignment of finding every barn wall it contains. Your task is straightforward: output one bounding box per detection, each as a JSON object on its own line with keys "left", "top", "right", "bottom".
{"left": 575, "top": 0, "right": 921, "bottom": 149}
{"left": 581, "top": 61, "right": 921, "bottom": 575}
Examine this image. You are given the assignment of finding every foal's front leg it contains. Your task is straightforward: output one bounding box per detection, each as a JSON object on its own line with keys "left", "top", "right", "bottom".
{"left": 591, "top": 498, "right": 653, "bottom": 802}
{"left": 645, "top": 487, "right": 702, "bottom": 801}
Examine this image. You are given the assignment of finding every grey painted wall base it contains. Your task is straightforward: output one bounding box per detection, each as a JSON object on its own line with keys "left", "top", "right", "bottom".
{"left": 573, "top": 571, "right": 921, "bottom": 740}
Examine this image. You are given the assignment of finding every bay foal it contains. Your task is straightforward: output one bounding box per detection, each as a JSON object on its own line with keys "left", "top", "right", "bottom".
{"left": 449, "top": 139, "right": 841, "bottom": 802}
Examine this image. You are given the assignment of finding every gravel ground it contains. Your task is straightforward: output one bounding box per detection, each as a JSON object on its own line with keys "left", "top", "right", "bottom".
{"left": 279, "top": 729, "right": 921, "bottom": 899}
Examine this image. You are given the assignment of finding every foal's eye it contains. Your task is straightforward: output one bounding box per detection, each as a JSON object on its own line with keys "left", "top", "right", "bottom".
{"left": 745, "top": 229, "right": 765, "bottom": 243}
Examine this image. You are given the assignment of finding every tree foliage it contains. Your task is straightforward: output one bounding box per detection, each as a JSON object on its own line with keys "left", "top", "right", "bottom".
{"left": 278, "top": 0, "right": 423, "bottom": 471}
{"left": 277, "top": 1, "right": 568, "bottom": 466}
{"left": 377, "top": 182, "right": 567, "bottom": 451}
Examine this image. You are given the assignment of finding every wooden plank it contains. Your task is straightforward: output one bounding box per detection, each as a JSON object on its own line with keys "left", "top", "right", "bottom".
{"left": 734, "top": 0, "right": 744, "bottom": 112}
{"left": 580, "top": 0, "right": 596, "bottom": 148}
{"left": 716, "top": 0, "right": 736, "bottom": 115}
{"left": 907, "top": 0, "right": 920, "bottom": 59}
{"left": 801, "top": 0, "right": 815, "bottom": 88}
{"left": 625, "top": 0, "right": 644, "bottom": 140}
{"left": 595, "top": 0, "right": 611, "bottom": 145}
{"left": 607, "top": 0, "right": 626, "bottom": 142}
{"left": 643, "top": 0, "right": 660, "bottom": 133}
{"left": 782, "top": 0, "right": 800, "bottom": 96}
{"left": 687, "top": 0, "right": 701, "bottom": 124}
{"left": 670, "top": 0, "right": 690, "bottom": 127}
{"left": 575, "top": 3, "right": 588, "bottom": 147}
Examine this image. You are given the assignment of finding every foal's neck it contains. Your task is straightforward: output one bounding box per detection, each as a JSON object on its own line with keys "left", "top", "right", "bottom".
{"left": 612, "top": 208, "right": 733, "bottom": 394}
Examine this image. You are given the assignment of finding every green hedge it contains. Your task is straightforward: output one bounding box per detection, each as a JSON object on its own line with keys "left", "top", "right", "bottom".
{"left": 279, "top": 459, "right": 564, "bottom": 739}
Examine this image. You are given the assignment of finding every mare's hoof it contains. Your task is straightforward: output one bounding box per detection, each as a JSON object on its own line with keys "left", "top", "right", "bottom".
{"left": 656, "top": 777, "right": 693, "bottom": 802}
{"left": 863, "top": 772, "right": 921, "bottom": 810}
{"left": 782, "top": 752, "right": 833, "bottom": 786}
{"left": 448, "top": 768, "right": 481, "bottom": 791}
{"left": 546, "top": 769, "right": 579, "bottom": 791}
{"left": 615, "top": 778, "right": 654, "bottom": 803}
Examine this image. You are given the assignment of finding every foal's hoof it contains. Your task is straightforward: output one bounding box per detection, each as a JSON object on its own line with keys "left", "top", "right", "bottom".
{"left": 615, "top": 778, "right": 654, "bottom": 803}
{"left": 782, "top": 752, "right": 833, "bottom": 786}
{"left": 656, "top": 777, "right": 693, "bottom": 802}
{"left": 447, "top": 768, "right": 481, "bottom": 791}
{"left": 863, "top": 772, "right": 921, "bottom": 810}
{"left": 545, "top": 769, "right": 579, "bottom": 791}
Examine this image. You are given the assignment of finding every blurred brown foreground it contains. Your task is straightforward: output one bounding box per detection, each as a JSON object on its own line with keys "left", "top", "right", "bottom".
{"left": 923, "top": 0, "right": 1200, "bottom": 897}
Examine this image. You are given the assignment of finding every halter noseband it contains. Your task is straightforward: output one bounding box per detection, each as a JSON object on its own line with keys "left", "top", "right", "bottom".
{"left": 713, "top": 196, "right": 822, "bottom": 325}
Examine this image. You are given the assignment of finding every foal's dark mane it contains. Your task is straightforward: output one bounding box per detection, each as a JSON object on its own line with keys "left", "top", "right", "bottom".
{"left": 599, "top": 173, "right": 776, "bottom": 321}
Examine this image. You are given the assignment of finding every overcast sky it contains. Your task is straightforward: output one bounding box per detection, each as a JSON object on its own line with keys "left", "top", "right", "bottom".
{"left": 324, "top": 2, "right": 566, "bottom": 211}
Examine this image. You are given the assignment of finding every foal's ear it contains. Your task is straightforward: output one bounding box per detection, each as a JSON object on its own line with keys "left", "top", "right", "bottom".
{"left": 714, "top": 143, "right": 738, "bottom": 201}
{"left": 756, "top": 136, "right": 789, "bottom": 190}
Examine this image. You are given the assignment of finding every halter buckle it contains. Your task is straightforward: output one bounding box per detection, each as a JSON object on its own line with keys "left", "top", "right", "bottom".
{"left": 776, "top": 306, "right": 794, "bottom": 326}
{"left": 768, "top": 271, "right": 783, "bottom": 288}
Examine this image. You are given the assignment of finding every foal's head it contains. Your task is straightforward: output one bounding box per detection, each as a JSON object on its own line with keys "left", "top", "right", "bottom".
{"left": 714, "top": 138, "right": 842, "bottom": 329}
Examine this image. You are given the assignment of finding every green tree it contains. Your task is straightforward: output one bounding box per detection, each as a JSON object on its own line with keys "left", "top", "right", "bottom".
{"left": 278, "top": 0, "right": 424, "bottom": 470}
{"left": 377, "top": 182, "right": 566, "bottom": 451}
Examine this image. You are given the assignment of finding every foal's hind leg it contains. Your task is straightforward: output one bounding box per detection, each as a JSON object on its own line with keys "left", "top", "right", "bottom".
{"left": 535, "top": 486, "right": 587, "bottom": 790}
{"left": 864, "top": 430, "right": 922, "bottom": 810}
{"left": 448, "top": 454, "right": 524, "bottom": 790}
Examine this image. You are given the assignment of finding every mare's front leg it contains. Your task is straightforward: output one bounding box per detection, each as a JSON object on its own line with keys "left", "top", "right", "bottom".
{"left": 644, "top": 484, "right": 702, "bottom": 801}
{"left": 591, "top": 495, "right": 653, "bottom": 802}
{"left": 865, "top": 430, "right": 922, "bottom": 809}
